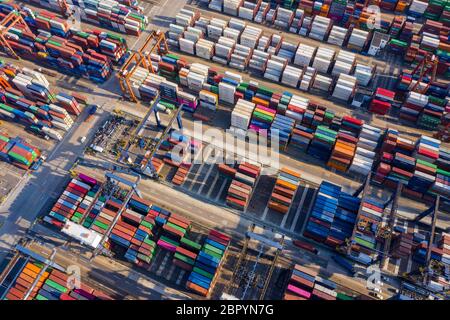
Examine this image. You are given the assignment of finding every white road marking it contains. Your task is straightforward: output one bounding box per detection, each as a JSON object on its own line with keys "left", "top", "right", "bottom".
{"left": 406, "top": 256, "right": 413, "bottom": 274}
{"left": 214, "top": 180, "right": 227, "bottom": 202}
{"left": 282, "top": 185, "right": 308, "bottom": 229}
{"left": 261, "top": 207, "right": 269, "bottom": 221}
{"left": 289, "top": 186, "right": 309, "bottom": 232}
{"left": 394, "top": 259, "right": 401, "bottom": 275}
{"left": 156, "top": 255, "right": 169, "bottom": 276}
{"left": 188, "top": 149, "right": 213, "bottom": 191}
{"left": 166, "top": 264, "right": 176, "bottom": 280}
{"left": 175, "top": 270, "right": 185, "bottom": 285}
{"left": 299, "top": 187, "right": 318, "bottom": 234}
{"left": 206, "top": 172, "right": 219, "bottom": 198}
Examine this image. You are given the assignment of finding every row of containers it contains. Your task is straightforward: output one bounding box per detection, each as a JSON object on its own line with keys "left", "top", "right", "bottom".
{"left": 170, "top": 11, "right": 448, "bottom": 126}
{"left": 1, "top": 256, "right": 112, "bottom": 300}
{"left": 19, "top": 0, "right": 148, "bottom": 35}
{"left": 372, "top": 134, "right": 450, "bottom": 204}
{"left": 412, "top": 232, "right": 450, "bottom": 291}
{"left": 171, "top": 10, "right": 374, "bottom": 93}
{"left": 161, "top": 130, "right": 201, "bottom": 186}
{"left": 388, "top": 18, "right": 450, "bottom": 76}
{"left": 303, "top": 181, "right": 369, "bottom": 262}
{"left": 217, "top": 160, "right": 262, "bottom": 211}
{"left": 128, "top": 52, "right": 450, "bottom": 207}
{"left": 389, "top": 229, "right": 450, "bottom": 291}
{"left": 396, "top": 72, "right": 449, "bottom": 130}
{"left": 209, "top": 0, "right": 449, "bottom": 33}
{"left": 204, "top": 1, "right": 450, "bottom": 75}
{"left": 303, "top": 177, "right": 450, "bottom": 280}
{"left": 206, "top": 1, "right": 389, "bottom": 53}
{"left": 209, "top": 0, "right": 450, "bottom": 59}
{"left": 43, "top": 172, "right": 231, "bottom": 298}
{"left": 0, "top": 2, "right": 129, "bottom": 82}
{"left": 283, "top": 263, "right": 355, "bottom": 300}
{"left": 0, "top": 133, "right": 42, "bottom": 170}
{"left": 303, "top": 179, "right": 392, "bottom": 268}
{"left": 267, "top": 167, "right": 301, "bottom": 214}
{"left": 0, "top": 61, "right": 83, "bottom": 141}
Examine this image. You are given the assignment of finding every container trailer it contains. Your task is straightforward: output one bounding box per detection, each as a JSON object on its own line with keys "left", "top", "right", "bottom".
{"left": 85, "top": 105, "right": 98, "bottom": 122}
{"left": 332, "top": 255, "right": 356, "bottom": 276}
{"left": 293, "top": 239, "right": 319, "bottom": 254}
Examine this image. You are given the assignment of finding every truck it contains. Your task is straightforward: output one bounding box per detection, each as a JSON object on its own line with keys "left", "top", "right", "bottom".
{"left": 30, "top": 155, "right": 47, "bottom": 171}
{"left": 85, "top": 105, "right": 98, "bottom": 122}
{"left": 332, "top": 255, "right": 356, "bottom": 276}
{"left": 293, "top": 239, "right": 319, "bottom": 254}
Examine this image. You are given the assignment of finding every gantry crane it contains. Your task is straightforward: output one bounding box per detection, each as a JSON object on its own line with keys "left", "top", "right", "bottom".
{"left": 57, "top": 0, "right": 70, "bottom": 17}
{"left": 409, "top": 53, "right": 439, "bottom": 94}
{"left": 0, "top": 10, "right": 33, "bottom": 59}
{"left": 117, "top": 29, "right": 184, "bottom": 179}
{"left": 0, "top": 73, "right": 12, "bottom": 89}
{"left": 403, "top": 195, "right": 442, "bottom": 286}
{"left": 380, "top": 182, "right": 402, "bottom": 269}
{"left": 434, "top": 114, "right": 450, "bottom": 143}
{"left": 119, "top": 94, "right": 184, "bottom": 178}
{"left": 117, "top": 30, "right": 168, "bottom": 102}
{"left": 0, "top": 244, "right": 64, "bottom": 300}
{"left": 22, "top": 0, "right": 69, "bottom": 17}
{"left": 346, "top": 172, "right": 372, "bottom": 255}
{"left": 91, "top": 172, "right": 141, "bottom": 258}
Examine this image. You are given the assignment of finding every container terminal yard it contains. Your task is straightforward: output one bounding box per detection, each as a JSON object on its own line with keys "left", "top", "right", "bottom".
{"left": 0, "top": 0, "right": 448, "bottom": 303}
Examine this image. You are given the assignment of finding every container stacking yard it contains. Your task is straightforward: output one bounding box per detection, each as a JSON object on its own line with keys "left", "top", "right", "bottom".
{"left": 42, "top": 171, "right": 231, "bottom": 298}
{"left": 0, "top": 0, "right": 450, "bottom": 302}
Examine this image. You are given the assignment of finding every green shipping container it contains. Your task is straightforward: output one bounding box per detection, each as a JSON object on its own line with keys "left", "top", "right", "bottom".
{"left": 140, "top": 220, "right": 154, "bottom": 229}
{"left": 144, "top": 238, "right": 156, "bottom": 247}
{"left": 202, "top": 248, "right": 222, "bottom": 260}
{"left": 166, "top": 222, "right": 186, "bottom": 234}
{"left": 45, "top": 279, "right": 68, "bottom": 293}
{"left": 416, "top": 159, "right": 437, "bottom": 169}
{"left": 203, "top": 243, "right": 223, "bottom": 256}
{"left": 137, "top": 253, "right": 152, "bottom": 263}
{"left": 337, "top": 292, "right": 354, "bottom": 300}
{"left": 354, "top": 237, "right": 376, "bottom": 249}
{"left": 160, "top": 236, "right": 179, "bottom": 247}
{"left": 180, "top": 237, "right": 202, "bottom": 251}
{"left": 174, "top": 252, "right": 195, "bottom": 265}
{"left": 93, "top": 220, "right": 109, "bottom": 230}
{"left": 193, "top": 266, "right": 214, "bottom": 279}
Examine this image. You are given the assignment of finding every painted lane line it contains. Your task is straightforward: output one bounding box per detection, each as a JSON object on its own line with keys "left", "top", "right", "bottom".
{"left": 214, "top": 180, "right": 227, "bottom": 202}
{"left": 289, "top": 186, "right": 309, "bottom": 232}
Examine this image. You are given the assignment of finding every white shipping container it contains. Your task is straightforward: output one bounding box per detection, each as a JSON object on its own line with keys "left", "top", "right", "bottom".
{"left": 327, "top": 26, "right": 348, "bottom": 47}
{"left": 219, "top": 82, "right": 237, "bottom": 104}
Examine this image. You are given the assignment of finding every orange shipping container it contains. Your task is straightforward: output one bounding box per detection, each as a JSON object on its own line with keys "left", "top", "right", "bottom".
{"left": 276, "top": 179, "right": 298, "bottom": 191}
{"left": 395, "top": 1, "right": 407, "bottom": 12}
{"left": 22, "top": 268, "right": 39, "bottom": 279}
{"left": 268, "top": 201, "right": 289, "bottom": 214}
{"left": 274, "top": 185, "right": 295, "bottom": 198}
{"left": 25, "top": 263, "right": 42, "bottom": 274}
{"left": 271, "top": 192, "right": 292, "bottom": 206}
{"left": 280, "top": 167, "right": 301, "bottom": 179}
{"left": 251, "top": 97, "right": 269, "bottom": 108}
{"left": 186, "top": 280, "right": 208, "bottom": 296}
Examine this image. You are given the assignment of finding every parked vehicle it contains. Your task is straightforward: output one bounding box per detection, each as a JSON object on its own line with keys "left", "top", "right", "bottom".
{"left": 332, "top": 255, "right": 356, "bottom": 276}
{"left": 293, "top": 239, "right": 319, "bottom": 255}
{"left": 85, "top": 105, "right": 98, "bottom": 123}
